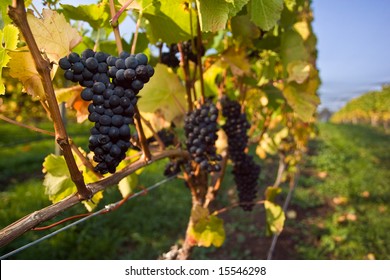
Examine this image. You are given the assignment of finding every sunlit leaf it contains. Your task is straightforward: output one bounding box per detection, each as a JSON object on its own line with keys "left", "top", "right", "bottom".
{"left": 264, "top": 200, "right": 285, "bottom": 235}
{"left": 43, "top": 150, "right": 102, "bottom": 211}
{"left": 140, "top": 0, "right": 197, "bottom": 44}
{"left": 221, "top": 46, "right": 251, "bottom": 76}
{"left": 249, "top": 0, "right": 283, "bottom": 31}
{"left": 0, "top": 0, "right": 12, "bottom": 29}
{"left": 0, "top": 24, "right": 19, "bottom": 94}
{"left": 137, "top": 63, "right": 187, "bottom": 130}
{"left": 118, "top": 173, "right": 139, "bottom": 198}
{"left": 280, "top": 29, "right": 308, "bottom": 71}
{"left": 283, "top": 83, "right": 320, "bottom": 122}
{"left": 294, "top": 20, "right": 310, "bottom": 40}
{"left": 265, "top": 186, "right": 282, "bottom": 201}
{"left": 8, "top": 9, "right": 82, "bottom": 98}
{"left": 287, "top": 60, "right": 310, "bottom": 84}
{"left": 188, "top": 213, "right": 225, "bottom": 247}
{"left": 196, "top": 0, "right": 249, "bottom": 32}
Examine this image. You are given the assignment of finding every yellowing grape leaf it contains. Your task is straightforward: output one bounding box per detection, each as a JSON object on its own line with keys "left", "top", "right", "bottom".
{"left": 9, "top": 9, "right": 82, "bottom": 99}
{"left": 0, "top": 24, "right": 19, "bottom": 94}
{"left": 188, "top": 214, "right": 225, "bottom": 247}
{"left": 118, "top": 173, "right": 139, "bottom": 198}
{"left": 283, "top": 83, "right": 320, "bottom": 122}
{"left": 265, "top": 186, "right": 282, "bottom": 202}
{"left": 137, "top": 63, "right": 187, "bottom": 131}
{"left": 220, "top": 46, "right": 251, "bottom": 76}
{"left": 264, "top": 200, "right": 285, "bottom": 235}
{"left": 287, "top": 61, "right": 310, "bottom": 84}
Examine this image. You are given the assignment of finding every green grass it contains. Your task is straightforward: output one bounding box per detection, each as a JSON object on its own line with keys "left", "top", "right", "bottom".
{"left": 291, "top": 123, "right": 390, "bottom": 259}
{"left": 0, "top": 160, "right": 191, "bottom": 259}
{"left": 0, "top": 121, "right": 90, "bottom": 187}
{"left": 2, "top": 120, "right": 390, "bottom": 260}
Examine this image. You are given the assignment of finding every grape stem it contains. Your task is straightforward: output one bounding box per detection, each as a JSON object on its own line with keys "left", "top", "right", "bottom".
{"left": 111, "top": 0, "right": 134, "bottom": 26}
{"left": 108, "top": 0, "right": 123, "bottom": 53}
{"left": 0, "top": 114, "right": 55, "bottom": 137}
{"left": 196, "top": 16, "right": 206, "bottom": 105}
{"left": 204, "top": 150, "right": 228, "bottom": 208}
{"left": 133, "top": 107, "right": 152, "bottom": 161}
{"left": 140, "top": 114, "right": 165, "bottom": 151}
{"left": 178, "top": 42, "right": 193, "bottom": 112}
{"left": 8, "top": 0, "right": 91, "bottom": 200}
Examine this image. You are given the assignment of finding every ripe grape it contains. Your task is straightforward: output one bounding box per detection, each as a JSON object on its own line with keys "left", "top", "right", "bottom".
{"left": 58, "top": 50, "right": 155, "bottom": 174}
{"left": 221, "top": 97, "right": 261, "bottom": 211}
{"left": 184, "top": 101, "right": 221, "bottom": 173}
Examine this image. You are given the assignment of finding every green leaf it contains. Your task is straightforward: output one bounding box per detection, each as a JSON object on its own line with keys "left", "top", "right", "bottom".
{"left": 283, "top": 83, "right": 320, "bottom": 122}
{"left": 141, "top": 0, "right": 197, "bottom": 44}
{"left": 188, "top": 214, "right": 226, "bottom": 247}
{"left": 42, "top": 151, "right": 102, "bottom": 211}
{"left": 118, "top": 173, "right": 139, "bottom": 198}
{"left": 280, "top": 29, "right": 308, "bottom": 71}
{"left": 231, "top": 14, "right": 261, "bottom": 46}
{"left": 196, "top": 0, "right": 249, "bottom": 32}
{"left": 265, "top": 186, "right": 282, "bottom": 201}
{"left": 137, "top": 63, "right": 187, "bottom": 126}
{"left": 0, "top": 24, "right": 19, "bottom": 94}
{"left": 264, "top": 200, "right": 285, "bottom": 235}
{"left": 249, "top": 0, "right": 284, "bottom": 31}
{"left": 43, "top": 154, "right": 75, "bottom": 203}
{"left": 0, "top": 0, "right": 12, "bottom": 29}
{"left": 43, "top": 154, "right": 71, "bottom": 177}
{"left": 60, "top": 1, "right": 112, "bottom": 31}
{"left": 284, "top": 0, "right": 296, "bottom": 11}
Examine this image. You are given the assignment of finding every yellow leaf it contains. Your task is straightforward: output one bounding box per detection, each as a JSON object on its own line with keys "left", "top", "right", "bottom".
{"left": 287, "top": 61, "right": 311, "bottom": 84}
{"left": 191, "top": 204, "right": 209, "bottom": 224}
{"left": 294, "top": 21, "right": 310, "bottom": 41}
{"left": 220, "top": 47, "right": 251, "bottom": 76}
{"left": 27, "top": 9, "right": 82, "bottom": 62}
{"left": 8, "top": 9, "right": 82, "bottom": 98}
{"left": 264, "top": 200, "right": 285, "bottom": 235}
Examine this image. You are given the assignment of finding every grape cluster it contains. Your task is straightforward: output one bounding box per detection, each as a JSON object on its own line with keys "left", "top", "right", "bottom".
{"left": 147, "top": 128, "right": 176, "bottom": 147}
{"left": 184, "top": 101, "right": 221, "bottom": 173}
{"left": 163, "top": 158, "right": 185, "bottom": 177}
{"left": 160, "top": 44, "right": 180, "bottom": 68}
{"left": 160, "top": 38, "right": 205, "bottom": 68}
{"left": 221, "top": 97, "right": 261, "bottom": 211}
{"left": 59, "top": 49, "right": 154, "bottom": 174}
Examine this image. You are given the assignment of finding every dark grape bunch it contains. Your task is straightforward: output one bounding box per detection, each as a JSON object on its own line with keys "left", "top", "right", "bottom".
{"left": 221, "top": 97, "right": 261, "bottom": 211}
{"left": 184, "top": 101, "right": 221, "bottom": 173}
{"left": 160, "top": 38, "right": 205, "bottom": 68}
{"left": 147, "top": 128, "right": 176, "bottom": 147}
{"left": 58, "top": 49, "right": 154, "bottom": 174}
{"left": 160, "top": 44, "right": 180, "bottom": 68}
{"left": 163, "top": 158, "right": 185, "bottom": 177}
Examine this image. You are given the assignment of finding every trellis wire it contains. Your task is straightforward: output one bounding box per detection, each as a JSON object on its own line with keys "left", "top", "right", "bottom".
{"left": 266, "top": 169, "right": 300, "bottom": 260}
{"left": 0, "top": 175, "right": 177, "bottom": 260}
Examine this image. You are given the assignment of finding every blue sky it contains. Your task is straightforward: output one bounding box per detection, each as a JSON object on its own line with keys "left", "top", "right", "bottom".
{"left": 311, "top": 0, "right": 390, "bottom": 110}
{"left": 33, "top": 0, "right": 390, "bottom": 111}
